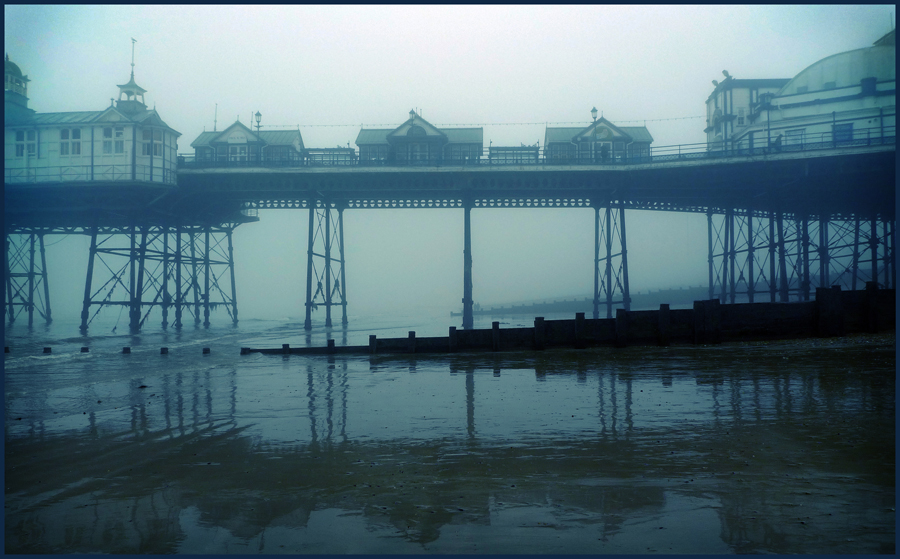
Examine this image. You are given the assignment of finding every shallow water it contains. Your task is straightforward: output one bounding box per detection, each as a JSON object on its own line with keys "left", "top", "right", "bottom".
{"left": 4, "top": 313, "right": 896, "bottom": 554}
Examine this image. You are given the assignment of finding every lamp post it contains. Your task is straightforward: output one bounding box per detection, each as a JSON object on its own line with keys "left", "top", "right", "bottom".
{"left": 591, "top": 107, "right": 598, "bottom": 122}
{"left": 255, "top": 111, "right": 262, "bottom": 164}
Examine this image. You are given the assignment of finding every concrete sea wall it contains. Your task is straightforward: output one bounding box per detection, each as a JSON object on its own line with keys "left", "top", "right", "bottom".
{"left": 244, "top": 283, "right": 894, "bottom": 356}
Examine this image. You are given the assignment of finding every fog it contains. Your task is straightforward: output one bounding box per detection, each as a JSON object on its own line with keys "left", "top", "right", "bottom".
{"left": 4, "top": 5, "right": 894, "bottom": 323}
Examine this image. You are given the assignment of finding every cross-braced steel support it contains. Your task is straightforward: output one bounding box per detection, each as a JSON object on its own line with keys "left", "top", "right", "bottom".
{"left": 708, "top": 210, "right": 895, "bottom": 303}
{"left": 4, "top": 230, "right": 52, "bottom": 326}
{"left": 79, "top": 224, "right": 240, "bottom": 333}
{"left": 304, "top": 200, "right": 348, "bottom": 330}
{"left": 593, "top": 199, "right": 630, "bottom": 319}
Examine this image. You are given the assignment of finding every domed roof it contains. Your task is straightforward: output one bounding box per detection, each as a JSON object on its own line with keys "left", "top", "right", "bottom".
{"left": 778, "top": 45, "right": 895, "bottom": 96}
{"left": 5, "top": 54, "right": 28, "bottom": 81}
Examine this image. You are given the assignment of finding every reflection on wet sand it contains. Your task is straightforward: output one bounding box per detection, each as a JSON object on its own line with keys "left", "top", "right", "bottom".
{"left": 5, "top": 334, "right": 895, "bottom": 554}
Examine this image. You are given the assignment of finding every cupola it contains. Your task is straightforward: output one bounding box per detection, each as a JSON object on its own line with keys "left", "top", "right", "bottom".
{"left": 116, "top": 39, "right": 147, "bottom": 114}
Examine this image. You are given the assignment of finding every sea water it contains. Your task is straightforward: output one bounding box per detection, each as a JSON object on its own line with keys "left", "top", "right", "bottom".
{"left": 4, "top": 310, "right": 896, "bottom": 554}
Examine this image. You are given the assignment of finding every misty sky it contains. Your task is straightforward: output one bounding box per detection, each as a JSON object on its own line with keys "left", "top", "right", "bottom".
{"left": 5, "top": 5, "right": 895, "bottom": 322}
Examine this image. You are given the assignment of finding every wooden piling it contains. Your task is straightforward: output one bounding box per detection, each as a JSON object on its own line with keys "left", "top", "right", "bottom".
{"left": 448, "top": 327, "right": 457, "bottom": 352}
{"left": 534, "top": 317, "right": 545, "bottom": 350}
{"left": 369, "top": 334, "right": 377, "bottom": 354}
{"left": 408, "top": 331, "right": 416, "bottom": 354}
{"left": 492, "top": 321, "right": 500, "bottom": 351}
{"left": 574, "top": 312, "right": 585, "bottom": 349}
{"left": 657, "top": 304, "right": 670, "bottom": 346}
{"left": 815, "top": 285, "right": 844, "bottom": 337}
{"left": 615, "top": 308, "right": 628, "bottom": 348}
{"left": 865, "top": 281, "right": 879, "bottom": 333}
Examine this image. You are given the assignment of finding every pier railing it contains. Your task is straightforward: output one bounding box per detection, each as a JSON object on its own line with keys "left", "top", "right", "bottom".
{"left": 178, "top": 123, "right": 895, "bottom": 170}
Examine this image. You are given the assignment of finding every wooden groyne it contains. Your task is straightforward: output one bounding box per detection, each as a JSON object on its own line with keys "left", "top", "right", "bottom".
{"left": 242, "top": 284, "right": 894, "bottom": 356}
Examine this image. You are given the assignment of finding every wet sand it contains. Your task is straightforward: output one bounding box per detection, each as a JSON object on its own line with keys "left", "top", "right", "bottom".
{"left": 5, "top": 330, "right": 896, "bottom": 554}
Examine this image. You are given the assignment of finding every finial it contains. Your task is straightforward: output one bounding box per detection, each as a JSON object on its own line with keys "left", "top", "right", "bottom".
{"left": 130, "top": 38, "right": 136, "bottom": 78}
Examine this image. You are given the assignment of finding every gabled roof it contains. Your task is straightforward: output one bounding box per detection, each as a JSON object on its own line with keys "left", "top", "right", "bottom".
{"left": 190, "top": 121, "right": 303, "bottom": 149}
{"left": 544, "top": 118, "right": 653, "bottom": 146}
{"left": 388, "top": 112, "right": 447, "bottom": 142}
{"left": 357, "top": 113, "right": 483, "bottom": 147}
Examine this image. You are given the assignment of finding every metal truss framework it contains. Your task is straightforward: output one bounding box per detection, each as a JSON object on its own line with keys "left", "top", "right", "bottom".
{"left": 708, "top": 210, "right": 895, "bottom": 303}
{"left": 594, "top": 200, "right": 631, "bottom": 319}
{"left": 4, "top": 230, "right": 52, "bottom": 326}
{"left": 304, "top": 201, "right": 347, "bottom": 330}
{"left": 79, "top": 224, "right": 240, "bottom": 333}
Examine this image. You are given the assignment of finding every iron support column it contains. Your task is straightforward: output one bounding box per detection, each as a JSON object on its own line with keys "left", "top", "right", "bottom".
{"left": 801, "top": 217, "right": 811, "bottom": 301}
{"left": 819, "top": 217, "right": 829, "bottom": 288}
{"left": 777, "top": 212, "right": 789, "bottom": 302}
{"left": 38, "top": 232, "right": 51, "bottom": 324}
{"left": 5, "top": 235, "right": 14, "bottom": 324}
{"left": 175, "top": 226, "right": 183, "bottom": 328}
{"left": 727, "top": 208, "right": 735, "bottom": 304}
{"left": 190, "top": 232, "right": 201, "bottom": 324}
{"left": 27, "top": 234, "right": 36, "bottom": 326}
{"left": 128, "top": 228, "right": 137, "bottom": 330}
{"left": 619, "top": 200, "right": 630, "bottom": 311}
{"left": 325, "top": 201, "right": 333, "bottom": 328}
{"left": 768, "top": 215, "right": 777, "bottom": 302}
{"left": 605, "top": 205, "right": 614, "bottom": 318}
{"left": 593, "top": 205, "right": 600, "bottom": 319}
{"left": 707, "top": 209, "right": 714, "bottom": 301}
{"left": 227, "top": 228, "right": 238, "bottom": 325}
{"left": 203, "top": 228, "right": 211, "bottom": 327}
{"left": 80, "top": 228, "right": 98, "bottom": 331}
{"left": 884, "top": 220, "right": 897, "bottom": 288}
{"left": 161, "top": 230, "right": 169, "bottom": 328}
{"left": 747, "top": 214, "right": 755, "bottom": 303}
{"left": 462, "top": 200, "right": 474, "bottom": 330}
{"left": 339, "top": 206, "right": 348, "bottom": 326}
{"left": 131, "top": 227, "right": 148, "bottom": 332}
{"left": 304, "top": 201, "right": 316, "bottom": 330}
{"left": 870, "top": 217, "right": 879, "bottom": 286}
{"left": 851, "top": 216, "right": 860, "bottom": 291}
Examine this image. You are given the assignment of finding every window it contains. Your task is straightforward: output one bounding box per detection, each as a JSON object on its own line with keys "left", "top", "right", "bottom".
{"left": 141, "top": 129, "right": 152, "bottom": 156}
{"left": 833, "top": 123, "right": 853, "bottom": 143}
{"left": 15, "top": 130, "right": 36, "bottom": 157}
{"left": 737, "top": 108, "right": 745, "bottom": 126}
{"left": 60, "top": 128, "right": 81, "bottom": 155}
{"left": 152, "top": 130, "right": 163, "bottom": 157}
{"left": 114, "top": 127, "right": 124, "bottom": 154}
{"left": 60, "top": 128, "right": 69, "bottom": 155}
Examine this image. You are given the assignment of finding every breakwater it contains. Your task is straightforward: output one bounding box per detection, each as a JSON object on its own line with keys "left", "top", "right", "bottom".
{"left": 243, "top": 283, "right": 894, "bottom": 355}
{"left": 452, "top": 286, "right": 711, "bottom": 316}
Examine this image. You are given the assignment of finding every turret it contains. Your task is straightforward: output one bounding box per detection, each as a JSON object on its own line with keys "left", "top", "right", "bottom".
{"left": 5, "top": 54, "right": 35, "bottom": 123}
